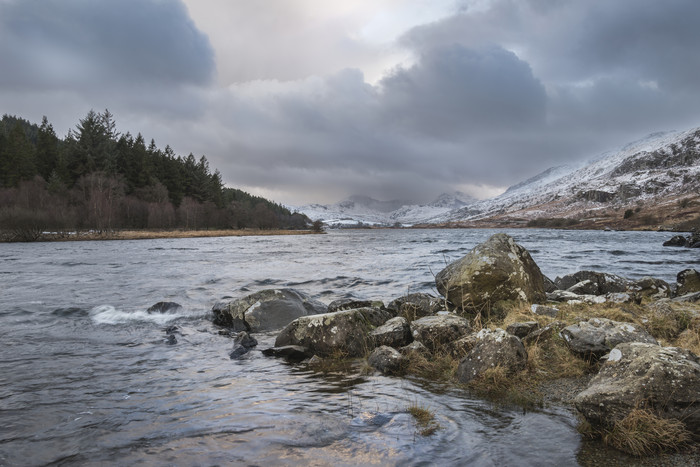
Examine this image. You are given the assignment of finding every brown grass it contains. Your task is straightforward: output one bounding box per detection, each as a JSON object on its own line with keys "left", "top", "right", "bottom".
{"left": 407, "top": 403, "right": 440, "bottom": 436}
{"left": 404, "top": 351, "right": 459, "bottom": 382}
{"left": 602, "top": 408, "right": 692, "bottom": 456}
{"left": 35, "top": 228, "right": 320, "bottom": 242}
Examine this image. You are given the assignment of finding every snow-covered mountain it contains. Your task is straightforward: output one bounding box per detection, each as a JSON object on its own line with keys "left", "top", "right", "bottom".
{"left": 295, "top": 191, "right": 476, "bottom": 227}
{"left": 295, "top": 127, "right": 700, "bottom": 228}
{"left": 446, "top": 128, "right": 700, "bottom": 224}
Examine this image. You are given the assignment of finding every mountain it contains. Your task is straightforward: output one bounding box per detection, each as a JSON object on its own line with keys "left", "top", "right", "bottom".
{"left": 444, "top": 128, "right": 700, "bottom": 229}
{"left": 296, "top": 127, "right": 700, "bottom": 230}
{"left": 295, "top": 191, "right": 476, "bottom": 227}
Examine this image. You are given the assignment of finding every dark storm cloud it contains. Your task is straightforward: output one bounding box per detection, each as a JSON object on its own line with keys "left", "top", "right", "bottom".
{"left": 379, "top": 44, "right": 547, "bottom": 138}
{"left": 0, "top": 0, "right": 214, "bottom": 94}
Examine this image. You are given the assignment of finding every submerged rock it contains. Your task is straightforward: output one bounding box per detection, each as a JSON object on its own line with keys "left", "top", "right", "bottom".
{"left": 367, "top": 346, "right": 407, "bottom": 375}
{"left": 262, "top": 345, "right": 313, "bottom": 362}
{"left": 575, "top": 342, "right": 700, "bottom": 436}
{"left": 561, "top": 318, "right": 658, "bottom": 359}
{"left": 410, "top": 314, "right": 471, "bottom": 352}
{"left": 386, "top": 293, "right": 443, "bottom": 320}
{"left": 148, "top": 301, "right": 182, "bottom": 313}
{"left": 370, "top": 316, "right": 412, "bottom": 348}
{"left": 229, "top": 331, "right": 258, "bottom": 359}
{"left": 274, "top": 307, "right": 390, "bottom": 357}
{"left": 456, "top": 328, "right": 527, "bottom": 384}
{"left": 435, "top": 233, "right": 546, "bottom": 315}
{"left": 212, "top": 288, "right": 327, "bottom": 332}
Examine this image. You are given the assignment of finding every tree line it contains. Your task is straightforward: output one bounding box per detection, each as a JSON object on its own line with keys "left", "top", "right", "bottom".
{"left": 0, "top": 110, "right": 310, "bottom": 240}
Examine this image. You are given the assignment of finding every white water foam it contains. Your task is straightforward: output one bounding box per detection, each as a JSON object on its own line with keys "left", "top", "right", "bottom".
{"left": 89, "top": 305, "right": 184, "bottom": 325}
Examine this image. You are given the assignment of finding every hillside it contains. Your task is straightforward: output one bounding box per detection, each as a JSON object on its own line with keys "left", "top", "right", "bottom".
{"left": 0, "top": 111, "right": 310, "bottom": 240}
{"left": 443, "top": 128, "right": 700, "bottom": 230}
{"left": 297, "top": 127, "right": 700, "bottom": 231}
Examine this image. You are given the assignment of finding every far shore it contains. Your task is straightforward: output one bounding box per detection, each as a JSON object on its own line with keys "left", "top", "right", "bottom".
{"left": 1, "top": 229, "right": 322, "bottom": 243}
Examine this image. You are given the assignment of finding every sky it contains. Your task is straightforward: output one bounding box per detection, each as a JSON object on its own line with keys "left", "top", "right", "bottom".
{"left": 2, "top": 0, "right": 700, "bottom": 206}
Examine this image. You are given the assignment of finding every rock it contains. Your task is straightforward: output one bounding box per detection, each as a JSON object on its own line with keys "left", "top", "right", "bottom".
{"left": 399, "top": 341, "right": 432, "bottom": 358}
{"left": 456, "top": 329, "right": 528, "bottom": 384}
{"left": 663, "top": 234, "right": 689, "bottom": 247}
{"left": 531, "top": 303, "right": 560, "bottom": 317}
{"left": 435, "top": 233, "right": 546, "bottom": 315}
{"left": 546, "top": 290, "right": 608, "bottom": 305}
{"left": 410, "top": 314, "right": 471, "bottom": 352}
{"left": 676, "top": 269, "right": 700, "bottom": 296}
{"left": 554, "top": 271, "right": 629, "bottom": 295}
{"left": 274, "top": 307, "right": 390, "bottom": 357}
{"left": 546, "top": 290, "right": 581, "bottom": 302}
{"left": 445, "top": 334, "right": 479, "bottom": 359}
{"left": 367, "top": 346, "right": 407, "bottom": 375}
{"left": 262, "top": 345, "right": 313, "bottom": 362}
{"left": 630, "top": 277, "right": 671, "bottom": 300}
{"left": 522, "top": 321, "right": 566, "bottom": 346}
{"left": 229, "top": 332, "right": 258, "bottom": 359}
{"left": 506, "top": 321, "right": 540, "bottom": 339}
{"left": 604, "top": 292, "right": 639, "bottom": 305}
{"left": 543, "top": 275, "right": 559, "bottom": 293}
{"left": 370, "top": 317, "right": 412, "bottom": 348}
{"left": 561, "top": 318, "right": 658, "bottom": 359}
{"left": 165, "top": 334, "right": 177, "bottom": 345}
{"left": 148, "top": 301, "right": 182, "bottom": 313}
{"left": 673, "top": 291, "right": 700, "bottom": 303}
{"left": 386, "top": 293, "right": 443, "bottom": 320}
{"left": 328, "top": 298, "right": 379, "bottom": 313}
{"left": 574, "top": 343, "right": 700, "bottom": 436}
{"left": 567, "top": 280, "right": 599, "bottom": 295}
{"left": 212, "top": 288, "right": 327, "bottom": 332}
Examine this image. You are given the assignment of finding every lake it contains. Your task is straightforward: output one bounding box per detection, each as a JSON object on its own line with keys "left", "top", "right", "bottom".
{"left": 1, "top": 229, "right": 697, "bottom": 466}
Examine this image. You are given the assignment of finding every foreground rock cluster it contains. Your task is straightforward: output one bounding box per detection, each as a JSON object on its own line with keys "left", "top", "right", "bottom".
{"left": 206, "top": 232, "right": 700, "bottom": 452}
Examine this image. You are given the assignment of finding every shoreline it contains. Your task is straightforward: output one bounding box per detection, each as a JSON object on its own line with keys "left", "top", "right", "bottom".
{"left": 1, "top": 229, "right": 322, "bottom": 243}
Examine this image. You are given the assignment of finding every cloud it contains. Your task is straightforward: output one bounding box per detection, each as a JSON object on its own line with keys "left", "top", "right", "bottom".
{"left": 0, "top": 0, "right": 215, "bottom": 90}
{"left": 2, "top": 0, "right": 700, "bottom": 205}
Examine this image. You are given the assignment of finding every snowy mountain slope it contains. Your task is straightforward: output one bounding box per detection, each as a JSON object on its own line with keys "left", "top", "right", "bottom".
{"left": 295, "top": 127, "right": 700, "bottom": 227}
{"left": 445, "top": 128, "right": 700, "bottom": 223}
{"left": 295, "top": 191, "right": 475, "bottom": 226}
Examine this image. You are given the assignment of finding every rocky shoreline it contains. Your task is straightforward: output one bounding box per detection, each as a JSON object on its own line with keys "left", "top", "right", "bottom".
{"left": 162, "top": 233, "right": 700, "bottom": 459}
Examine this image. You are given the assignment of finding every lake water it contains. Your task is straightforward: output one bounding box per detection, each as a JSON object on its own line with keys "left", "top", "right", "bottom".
{"left": 1, "top": 229, "right": 698, "bottom": 466}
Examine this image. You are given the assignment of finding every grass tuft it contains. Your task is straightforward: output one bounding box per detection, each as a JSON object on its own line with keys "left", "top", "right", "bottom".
{"left": 602, "top": 408, "right": 692, "bottom": 456}
{"left": 407, "top": 403, "right": 440, "bottom": 436}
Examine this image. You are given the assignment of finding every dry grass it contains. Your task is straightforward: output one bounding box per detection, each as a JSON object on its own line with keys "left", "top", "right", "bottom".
{"left": 404, "top": 351, "right": 459, "bottom": 382}
{"left": 35, "top": 228, "right": 319, "bottom": 242}
{"left": 602, "top": 408, "right": 692, "bottom": 456}
{"left": 407, "top": 403, "right": 440, "bottom": 436}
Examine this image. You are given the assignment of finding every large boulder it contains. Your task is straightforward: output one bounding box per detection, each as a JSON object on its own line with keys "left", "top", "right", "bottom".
{"left": 575, "top": 343, "right": 700, "bottom": 436}
{"left": 435, "top": 233, "right": 546, "bottom": 314}
{"left": 554, "top": 270, "right": 629, "bottom": 295}
{"left": 676, "top": 269, "right": 700, "bottom": 296}
{"left": 370, "top": 317, "right": 412, "bottom": 348}
{"left": 561, "top": 318, "right": 658, "bottom": 359}
{"left": 410, "top": 314, "right": 471, "bottom": 352}
{"left": 212, "top": 288, "right": 327, "bottom": 332}
{"left": 274, "top": 307, "right": 391, "bottom": 357}
{"left": 367, "top": 346, "right": 407, "bottom": 375}
{"left": 456, "top": 329, "right": 528, "bottom": 384}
